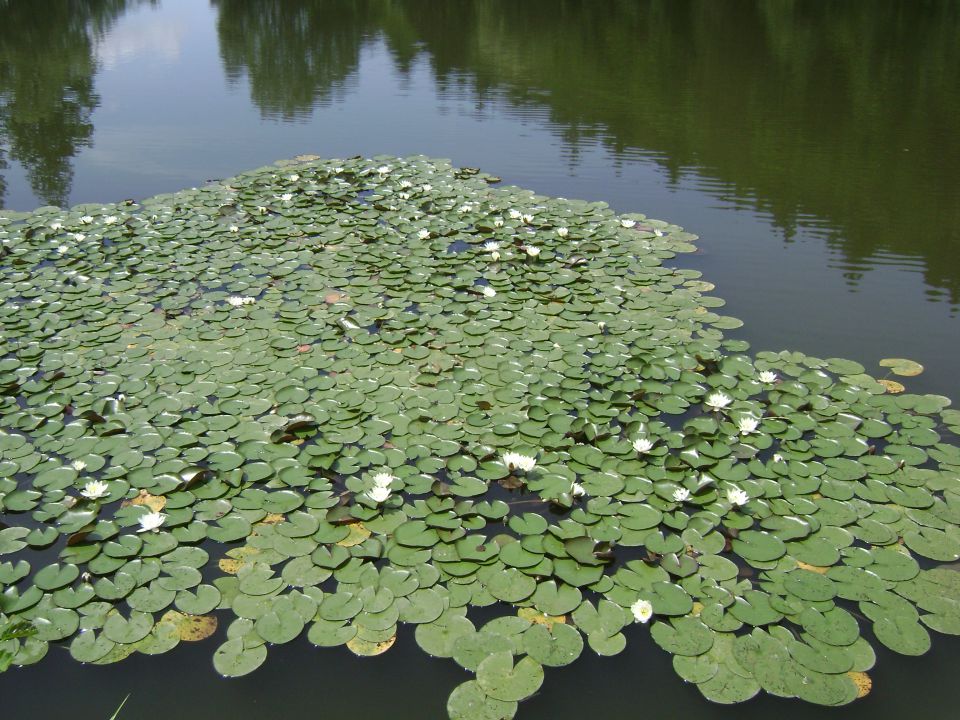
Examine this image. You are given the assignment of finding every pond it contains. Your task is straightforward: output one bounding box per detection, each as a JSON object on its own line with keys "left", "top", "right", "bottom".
{"left": 1, "top": 1, "right": 959, "bottom": 718}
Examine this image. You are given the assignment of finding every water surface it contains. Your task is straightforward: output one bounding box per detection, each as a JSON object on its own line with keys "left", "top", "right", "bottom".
{"left": 1, "top": 1, "right": 958, "bottom": 717}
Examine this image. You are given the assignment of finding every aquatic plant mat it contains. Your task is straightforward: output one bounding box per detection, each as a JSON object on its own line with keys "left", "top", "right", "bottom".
{"left": 2, "top": 156, "right": 960, "bottom": 716}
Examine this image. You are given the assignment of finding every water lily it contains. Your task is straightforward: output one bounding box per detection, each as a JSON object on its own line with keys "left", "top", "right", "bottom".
{"left": 508, "top": 209, "right": 522, "bottom": 219}
{"left": 104, "top": 216, "right": 118, "bottom": 225}
{"left": 672, "top": 487, "right": 690, "bottom": 503}
{"left": 502, "top": 451, "right": 537, "bottom": 472}
{"left": 227, "top": 296, "right": 255, "bottom": 307}
{"left": 79, "top": 215, "right": 94, "bottom": 224}
{"left": 773, "top": 453, "right": 785, "bottom": 463}
{"left": 372, "top": 471, "right": 396, "bottom": 488}
{"left": 278, "top": 193, "right": 293, "bottom": 203}
{"left": 654, "top": 228, "right": 664, "bottom": 237}
{"left": 633, "top": 437, "right": 655, "bottom": 454}
{"left": 524, "top": 245, "right": 541, "bottom": 257}
{"left": 71, "top": 459, "right": 87, "bottom": 472}
{"left": 737, "top": 416, "right": 759, "bottom": 435}
{"left": 399, "top": 180, "right": 413, "bottom": 189}
{"left": 376, "top": 165, "right": 391, "bottom": 176}
{"left": 621, "top": 219, "right": 636, "bottom": 228}
{"left": 557, "top": 227, "right": 569, "bottom": 238}
{"left": 571, "top": 482, "right": 587, "bottom": 498}
{"left": 727, "top": 486, "right": 749, "bottom": 507}
{"left": 80, "top": 480, "right": 109, "bottom": 500}
{"left": 137, "top": 511, "right": 166, "bottom": 533}
{"left": 288, "top": 174, "right": 300, "bottom": 182}
{"left": 521, "top": 213, "right": 535, "bottom": 224}
{"left": 71, "top": 233, "right": 85, "bottom": 242}
{"left": 483, "top": 241, "right": 500, "bottom": 252}
{"left": 57, "top": 245, "right": 69, "bottom": 254}
{"left": 417, "top": 229, "right": 431, "bottom": 240}
{"left": 229, "top": 225, "right": 239, "bottom": 232}
{"left": 482, "top": 286, "right": 497, "bottom": 298}
{"left": 365, "top": 485, "right": 391, "bottom": 504}
{"left": 631, "top": 598, "right": 653, "bottom": 624}
{"left": 421, "top": 184, "right": 432, "bottom": 192}
{"left": 50, "top": 222, "right": 63, "bottom": 231}
{"left": 758, "top": 370, "right": 778, "bottom": 384}
{"left": 493, "top": 218, "right": 504, "bottom": 228}
{"left": 705, "top": 392, "right": 732, "bottom": 411}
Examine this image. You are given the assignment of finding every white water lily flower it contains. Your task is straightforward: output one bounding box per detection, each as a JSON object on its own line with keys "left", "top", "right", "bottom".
{"left": 288, "top": 174, "right": 300, "bottom": 182}
{"left": 417, "top": 229, "right": 431, "bottom": 240}
{"left": 371, "top": 471, "right": 396, "bottom": 488}
{"left": 226, "top": 296, "right": 255, "bottom": 307}
{"left": 672, "top": 487, "right": 690, "bottom": 503}
{"left": 50, "top": 222, "right": 63, "bottom": 231}
{"left": 365, "top": 485, "right": 391, "bottom": 504}
{"left": 633, "top": 437, "right": 655, "bottom": 454}
{"left": 57, "top": 245, "right": 69, "bottom": 254}
{"left": 727, "top": 487, "right": 750, "bottom": 507}
{"left": 483, "top": 241, "right": 500, "bottom": 252}
{"left": 137, "top": 511, "right": 166, "bottom": 533}
{"left": 556, "top": 227, "right": 569, "bottom": 237}
{"left": 278, "top": 193, "right": 293, "bottom": 203}
{"left": 79, "top": 215, "right": 94, "bottom": 224}
{"left": 493, "top": 218, "right": 505, "bottom": 228}
{"left": 502, "top": 451, "right": 537, "bottom": 472}
{"left": 773, "top": 453, "right": 785, "bottom": 463}
{"left": 229, "top": 225, "right": 239, "bottom": 232}
{"left": 737, "top": 416, "right": 760, "bottom": 435}
{"left": 80, "top": 480, "right": 109, "bottom": 500}
{"left": 631, "top": 599, "right": 653, "bottom": 624}
{"left": 482, "top": 286, "right": 496, "bottom": 298}
{"left": 705, "top": 392, "right": 732, "bottom": 411}
{"left": 71, "top": 233, "right": 85, "bottom": 242}
{"left": 71, "top": 459, "right": 87, "bottom": 472}
{"left": 104, "top": 216, "right": 118, "bottom": 225}
{"left": 421, "top": 184, "right": 432, "bottom": 192}
{"left": 524, "top": 245, "right": 541, "bottom": 257}
{"left": 376, "top": 165, "right": 391, "bottom": 175}
{"left": 571, "top": 482, "right": 587, "bottom": 498}
{"left": 521, "top": 213, "right": 535, "bottom": 224}
{"left": 508, "top": 209, "right": 522, "bottom": 219}
{"left": 758, "top": 370, "right": 778, "bottom": 384}
{"left": 621, "top": 219, "right": 636, "bottom": 228}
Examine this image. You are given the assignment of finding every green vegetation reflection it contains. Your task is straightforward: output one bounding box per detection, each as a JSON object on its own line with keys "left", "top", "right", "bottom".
{"left": 1, "top": 156, "right": 960, "bottom": 715}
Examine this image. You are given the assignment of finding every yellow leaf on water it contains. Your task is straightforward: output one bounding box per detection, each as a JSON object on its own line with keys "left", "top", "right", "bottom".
{"left": 160, "top": 610, "right": 218, "bottom": 642}
{"left": 795, "top": 561, "right": 830, "bottom": 575}
{"left": 217, "top": 546, "right": 261, "bottom": 574}
{"left": 337, "top": 523, "right": 372, "bottom": 547}
{"left": 518, "top": 607, "right": 566, "bottom": 628}
{"left": 346, "top": 634, "right": 396, "bottom": 656}
{"left": 847, "top": 671, "right": 872, "bottom": 698}
{"left": 260, "top": 513, "right": 285, "bottom": 525}
{"left": 126, "top": 490, "right": 166, "bottom": 512}
{"left": 878, "top": 379, "right": 905, "bottom": 394}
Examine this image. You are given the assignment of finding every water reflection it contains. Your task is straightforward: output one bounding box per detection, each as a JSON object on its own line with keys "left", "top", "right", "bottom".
{"left": 0, "top": 0, "right": 151, "bottom": 207}
{"left": 212, "top": 0, "right": 960, "bottom": 302}
{"left": 212, "top": 0, "right": 382, "bottom": 120}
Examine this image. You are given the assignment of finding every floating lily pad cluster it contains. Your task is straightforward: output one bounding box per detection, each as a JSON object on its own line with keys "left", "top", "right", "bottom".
{"left": 1, "top": 156, "right": 960, "bottom": 716}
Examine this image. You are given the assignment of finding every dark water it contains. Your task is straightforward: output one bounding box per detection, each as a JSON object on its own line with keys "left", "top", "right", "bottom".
{"left": 1, "top": 0, "right": 959, "bottom": 717}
